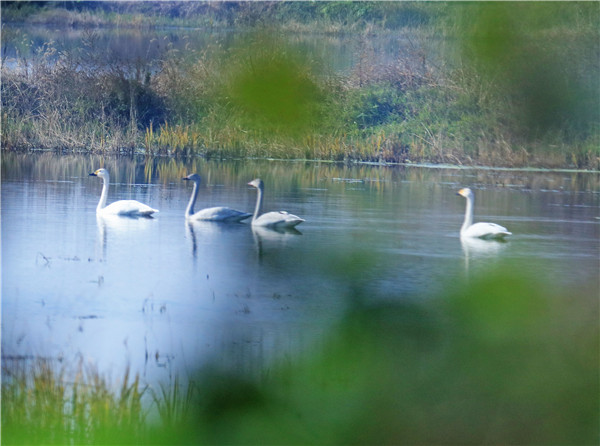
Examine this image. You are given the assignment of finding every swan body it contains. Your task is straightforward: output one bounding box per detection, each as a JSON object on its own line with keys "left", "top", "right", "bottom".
{"left": 90, "top": 168, "right": 158, "bottom": 217}
{"left": 248, "top": 178, "right": 304, "bottom": 228}
{"left": 457, "top": 188, "right": 511, "bottom": 239}
{"left": 183, "top": 173, "right": 251, "bottom": 222}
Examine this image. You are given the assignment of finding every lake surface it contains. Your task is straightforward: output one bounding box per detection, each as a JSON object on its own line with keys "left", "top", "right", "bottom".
{"left": 2, "top": 153, "right": 598, "bottom": 387}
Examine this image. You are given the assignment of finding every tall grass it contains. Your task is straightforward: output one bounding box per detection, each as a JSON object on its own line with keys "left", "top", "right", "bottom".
{"left": 149, "top": 375, "right": 198, "bottom": 429}
{"left": 1, "top": 359, "right": 148, "bottom": 444}
{"left": 1, "top": 3, "right": 598, "bottom": 169}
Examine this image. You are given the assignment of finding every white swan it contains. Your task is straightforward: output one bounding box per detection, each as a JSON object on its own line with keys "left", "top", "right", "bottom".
{"left": 183, "top": 173, "right": 251, "bottom": 222}
{"left": 457, "top": 187, "right": 511, "bottom": 239}
{"left": 89, "top": 168, "right": 158, "bottom": 217}
{"left": 248, "top": 178, "right": 304, "bottom": 228}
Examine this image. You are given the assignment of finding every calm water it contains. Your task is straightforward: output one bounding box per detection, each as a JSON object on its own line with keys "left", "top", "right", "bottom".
{"left": 2, "top": 153, "right": 599, "bottom": 385}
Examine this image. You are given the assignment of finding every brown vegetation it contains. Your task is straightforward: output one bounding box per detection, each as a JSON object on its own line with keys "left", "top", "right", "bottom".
{"left": 1, "top": 2, "right": 598, "bottom": 169}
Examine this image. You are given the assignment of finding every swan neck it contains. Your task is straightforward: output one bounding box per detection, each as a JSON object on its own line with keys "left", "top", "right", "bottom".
{"left": 462, "top": 194, "right": 474, "bottom": 233}
{"left": 186, "top": 181, "right": 199, "bottom": 217}
{"left": 252, "top": 186, "right": 263, "bottom": 222}
{"left": 97, "top": 176, "right": 109, "bottom": 211}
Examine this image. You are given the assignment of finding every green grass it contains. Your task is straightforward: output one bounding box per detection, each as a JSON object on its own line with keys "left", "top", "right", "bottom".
{"left": 1, "top": 360, "right": 148, "bottom": 444}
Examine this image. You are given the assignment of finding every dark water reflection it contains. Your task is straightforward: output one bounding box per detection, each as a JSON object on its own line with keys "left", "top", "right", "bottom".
{"left": 2, "top": 152, "right": 598, "bottom": 386}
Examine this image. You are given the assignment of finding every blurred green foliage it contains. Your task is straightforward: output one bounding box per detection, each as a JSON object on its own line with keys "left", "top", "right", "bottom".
{"left": 187, "top": 266, "right": 598, "bottom": 445}
{"left": 458, "top": 2, "right": 600, "bottom": 137}
{"left": 223, "top": 32, "right": 326, "bottom": 139}
{"left": 3, "top": 265, "right": 597, "bottom": 444}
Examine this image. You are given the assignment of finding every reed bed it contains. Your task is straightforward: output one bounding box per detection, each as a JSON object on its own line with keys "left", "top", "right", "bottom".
{"left": 2, "top": 2, "right": 598, "bottom": 169}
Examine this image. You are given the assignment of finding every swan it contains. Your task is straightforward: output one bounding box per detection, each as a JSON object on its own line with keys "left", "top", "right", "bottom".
{"left": 248, "top": 178, "right": 304, "bottom": 228}
{"left": 457, "top": 187, "right": 511, "bottom": 239}
{"left": 183, "top": 173, "right": 251, "bottom": 222}
{"left": 89, "top": 168, "right": 158, "bottom": 217}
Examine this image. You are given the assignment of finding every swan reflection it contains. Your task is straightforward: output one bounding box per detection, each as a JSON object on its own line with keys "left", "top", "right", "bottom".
{"left": 461, "top": 235, "right": 508, "bottom": 276}
{"left": 185, "top": 220, "right": 248, "bottom": 259}
{"left": 252, "top": 225, "right": 302, "bottom": 259}
{"left": 96, "top": 213, "right": 155, "bottom": 261}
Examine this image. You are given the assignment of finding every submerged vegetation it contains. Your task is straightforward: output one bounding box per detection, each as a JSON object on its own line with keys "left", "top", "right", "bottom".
{"left": 2, "top": 266, "right": 598, "bottom": 444}
{"left": 2, "top": 2, "right": 598, "bottom": 169}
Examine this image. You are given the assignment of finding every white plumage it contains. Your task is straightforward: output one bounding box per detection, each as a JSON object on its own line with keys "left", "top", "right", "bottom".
{"left": 183, "top": 173, "right": 251, "bottom": 222}
{"left": 457, "top": 187, "right": 511, "bottom": 239}
{"left": 89, "top": 168, "right": 158, "bottom": 217}
{"left": 248, "top": 178, "right": 304, "bottom": 228}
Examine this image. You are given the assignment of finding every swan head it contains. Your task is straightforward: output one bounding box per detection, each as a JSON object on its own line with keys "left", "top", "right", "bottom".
{"left": 457, "top": 187, "right": 474, "bottom": 199}
{"left": 248, "top": 178, "right": 264, "bottom": 190}
{"left": 89, "top": 168, "right": 109, "bottom": 180}
{"left": 182, "top": 173, "right": 201, "bottom": 183}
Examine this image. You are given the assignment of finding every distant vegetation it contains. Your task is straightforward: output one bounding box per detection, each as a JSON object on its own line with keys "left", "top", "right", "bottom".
{"left": 1, "top": 2, "right": 598, "bottom": 169}
{"left": 2, "top": 1, "right": 438, "bottom": 31}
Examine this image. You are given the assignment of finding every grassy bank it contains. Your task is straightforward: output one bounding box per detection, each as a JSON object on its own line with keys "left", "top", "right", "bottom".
{"left": 2, "top": 266, "right": 598, "bottom": 444}
{"left": 1, "top": 2, "right": 598, "bottom": 169}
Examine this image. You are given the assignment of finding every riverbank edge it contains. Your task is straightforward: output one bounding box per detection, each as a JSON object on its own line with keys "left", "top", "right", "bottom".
{"left": 7, "top": 148, "right": 598, "bottom": 175}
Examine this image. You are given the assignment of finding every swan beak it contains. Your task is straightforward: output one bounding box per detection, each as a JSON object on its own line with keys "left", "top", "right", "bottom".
{"left": 182, "top": 177, "right": 189, "bottom": 181}
{"left": 89, "top": 172, "right": 97, "bottom": 177}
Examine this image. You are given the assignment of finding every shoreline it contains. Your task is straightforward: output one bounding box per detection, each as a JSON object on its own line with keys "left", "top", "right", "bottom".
{"left": 6, "top": 148, "right": 599, "bottom": 175}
